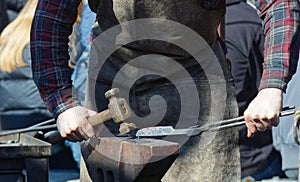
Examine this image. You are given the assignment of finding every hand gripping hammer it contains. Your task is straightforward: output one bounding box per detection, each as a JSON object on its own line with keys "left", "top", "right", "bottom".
{"left": 0, "top": 88, "right": 133, "bottom": 144}
{"left": 43, "top": 88, "right": 133, "bottom": 143}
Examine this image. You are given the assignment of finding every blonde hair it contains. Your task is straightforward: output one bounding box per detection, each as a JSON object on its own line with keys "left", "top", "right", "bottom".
{"left": 0, "top": 0, "right": 83, "bottom": 72}
{"left": 0, "top": 0, "right": 38, "bottom": 72}
{"left": 76, "top": 2, "right": 83, "bottom": 24}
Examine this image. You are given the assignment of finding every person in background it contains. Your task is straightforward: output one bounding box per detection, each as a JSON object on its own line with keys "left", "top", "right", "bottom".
{"left": 0, "top": 0, "right": 28, "bottom": 34}
{"left": 6, "top": 0, "right": 28, "bottom": 23}
{"left": 225, "top": 0, "right": 286, "bottom": 181}
{"left": 0, "top": 0, "right": 53, "bottom": 129}
{"left": 272, "top": 58, "right": 300, "bottom": 180}
{"left": 69, "top": 0, "right": 96, "bottom": 71}
{"left": 0, "top": 2, "right": 85, "bottom": 181}
{"left": 69, "top": 0, "right": 96, "bottom": 103}
{"left": 0, "top": 1, "right": 9, "bottom": 33}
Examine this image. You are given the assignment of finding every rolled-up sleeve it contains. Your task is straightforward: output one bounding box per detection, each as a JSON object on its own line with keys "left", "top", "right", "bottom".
{"left": 30, "top": 0, "right": 81, "bottom": 118}
{"left": 252, "top": 0, "right": 300, "bottom": 91}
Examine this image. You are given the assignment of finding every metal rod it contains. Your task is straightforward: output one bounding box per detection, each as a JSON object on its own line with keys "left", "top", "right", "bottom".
{"left": 0, "top": 124, "right": 57, "bottom": 137}
{"left": 206, "top": 106, "right": 295, "bottom": 132}
{"left": 27, "top": 118, "right": 55, "bottom": 129}
{"left": 208, "top": 121, "right": 246, "bottom": 132}
{"left": 201, "top": 106, "right": 295, "bottom": 129}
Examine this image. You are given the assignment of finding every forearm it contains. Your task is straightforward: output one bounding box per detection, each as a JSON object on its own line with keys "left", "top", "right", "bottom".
{"left": 253, "top": 0, "right": 300, "bottom": 91}
{"left": 30, "top": 0, "right": 81, "bottom": 118}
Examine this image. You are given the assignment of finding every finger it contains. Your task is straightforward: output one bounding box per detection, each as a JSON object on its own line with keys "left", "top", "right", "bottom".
{"left": 246, "top": 122, "right": 257, "bottom": 138}
{"left": 82, "top": 119, "right": 95, "bottom": 138}
{"left": 261, "top": 118, "right": 274, "bottom": 131}
{"left": 247, "top": 129, "right": 255, "bottom": 138}
{"left": 270, "top": 117, "right": 280, "bottom": 126}
{"left": 66, "top": 132, "right": 83, "bottom": 142}
{"left": 57, "top": 128, "right": 67, "bottom": 138}
{"left": 255, "top": 121, "right": 266, "bottom": 131}
{"left": 255, "top": 118, "right": 271, "bottom": 131}
{"left": 66, "top": 135, "right": 77, "bottom": 142}
{"left": 68, "top": 120, "right": 79, "bottom": 132}
{"left": 78, "top": 127, "right": 89, "bottom": 140}
{"left": 57, "top": 124, "right": 69, "bottom": 138}
{"left": 261, "top": 118, "right": 272, "bottom": 130}
{"left": 87, "top": 109, "right": 97, "bottom": 116}
{"left": 73, "top": 130, "right": 85, "bottom": 141}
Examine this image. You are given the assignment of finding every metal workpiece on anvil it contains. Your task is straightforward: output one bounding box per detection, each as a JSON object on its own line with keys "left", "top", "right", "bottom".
{"left": 81, "top": 137, "right": 179, "bottom": 182}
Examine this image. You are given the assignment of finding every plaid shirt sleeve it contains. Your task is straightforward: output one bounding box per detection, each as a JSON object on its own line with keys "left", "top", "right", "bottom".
{"left": 30, "top": 0, "right": 81, "bottom": 118}
{"left": 252, "top": 0, "right": 300, "bottom": 91}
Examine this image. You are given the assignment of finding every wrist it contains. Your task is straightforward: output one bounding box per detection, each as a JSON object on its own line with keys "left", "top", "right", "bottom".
{"left": 46, "top": 88, "right": 81, "bottom": 118}
{"left": 258, "top": 88, "right": 283, "bottom": 95}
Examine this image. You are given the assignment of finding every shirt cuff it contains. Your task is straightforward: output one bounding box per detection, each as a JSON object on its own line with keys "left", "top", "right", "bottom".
{"left": 45, "top": 87, "right": 81, "bottom": 118}
{"left": 259, "top": 70, "right": 288, "bottom": 92}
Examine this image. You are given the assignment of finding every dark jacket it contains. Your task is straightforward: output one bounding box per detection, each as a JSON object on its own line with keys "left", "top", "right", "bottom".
{"left": 0, "top": 1, "right": 9, "bottom": 33}
{"left": 6, "top": 0, "right": 27, "bottom": 12}
{"left": 0, "top": 45, "right": 53, "bottom": 130}
{"left": 225, "top": 0, "right": 281, "bottom": 178}
{"left": 6, "top": 0, "right": 28, "bottom": 23}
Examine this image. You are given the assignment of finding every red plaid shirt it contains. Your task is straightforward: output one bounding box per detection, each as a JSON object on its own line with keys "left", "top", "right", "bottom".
{"left": 30, "top": 0, "right": 300, "bottom": 117}
{"left": 251, "top": 0, "right": 300, "bottom": 91}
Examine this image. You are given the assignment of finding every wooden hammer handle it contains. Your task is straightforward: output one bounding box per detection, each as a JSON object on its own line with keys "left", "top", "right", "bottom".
{"left": 88, "top": 109, "right": 112, "bottom": 126}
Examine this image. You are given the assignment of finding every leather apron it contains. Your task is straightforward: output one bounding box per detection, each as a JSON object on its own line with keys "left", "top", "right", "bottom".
{"left": 81, "top": 0, "right": 240, "bottom": 181}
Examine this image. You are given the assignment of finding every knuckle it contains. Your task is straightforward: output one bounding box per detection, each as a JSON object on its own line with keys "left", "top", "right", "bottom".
{"left": 247, "top": 124, "right": 256, "bottom": 132}
{"left": 266, "top": 114, "right": 276, "bottom": 120}
{"left": 60, "top": 133, "right": 67, "bottom": 138}
{"left": 87, "top": 130, "right": 95, "bottom": 138}
{"left": 70, "top": 125, "right": 79, "bottom": 131}
{"left": 244, "top": 116, "right": 250, "bottom": 122}
{"left": 87, "top": 128, "right": 95, "bottom": 138}
{"left": 65, "top": 130, "right": 72, "bottom": 135}
{"left": 243, "top": 111, "right": 250, "bottom": 118}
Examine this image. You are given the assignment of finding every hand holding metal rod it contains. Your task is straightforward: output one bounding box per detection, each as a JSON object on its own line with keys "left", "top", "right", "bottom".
{"left": 199, "top": 105, "right": 295, "bottom": 132}
{"left": 134, "top": 106, "right": 295, "bottom": 137}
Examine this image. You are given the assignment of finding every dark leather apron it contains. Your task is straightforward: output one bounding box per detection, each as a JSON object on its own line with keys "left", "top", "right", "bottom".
{"left": 81, "top": 0, "right": 240, "bottom": 181}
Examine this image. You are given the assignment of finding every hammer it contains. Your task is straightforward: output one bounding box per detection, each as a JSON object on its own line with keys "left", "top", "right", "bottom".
{"left": 42, "top": 88, "right": 134, "bottom": 143}
{"left": 28, "top": 88, "right": 134, "bottom": 144}
{"left": 87, "top": 88, "right": 136, "bottom": 134}
{"left": 88, "top": 88, "right": 131, "bottom": 126}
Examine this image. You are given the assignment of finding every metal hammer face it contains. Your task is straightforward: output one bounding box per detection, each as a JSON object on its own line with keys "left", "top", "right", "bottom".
{"left": 107, "top": 96, "right": 131, "bottom": 123}
{"left": 88, "top": 88, "right": 131, "bottom": 126}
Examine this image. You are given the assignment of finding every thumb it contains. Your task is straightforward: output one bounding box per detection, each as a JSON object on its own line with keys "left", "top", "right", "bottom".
{"left": 87, "top": 109, "right": 97, "bottom": 116}
{"left": 247, "top": 129, "right": 254, "bottom": 138}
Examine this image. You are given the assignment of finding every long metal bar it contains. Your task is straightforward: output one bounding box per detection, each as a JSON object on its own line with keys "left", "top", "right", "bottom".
{"left": 135, "top": 106, "right": 296, "bottom": 137}
{"left": 0, "top": 106, "right": 295, "bottom": 138}
{"left": 27, "top": 118, "right": 55, "bottom": 129}
{"left": 198, "top": 105, "right": 295, "bottom": 129}
{"left": 208, "top": 108, "right": 296, "bottom": 132}
{"left": 0, "top": 124, "right": 57, "bottom": 137}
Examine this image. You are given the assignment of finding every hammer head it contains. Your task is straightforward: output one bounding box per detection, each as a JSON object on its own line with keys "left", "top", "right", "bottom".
{"left": 107, "top": 94, "right": 131, "bottom": 123}
{"left": 105, "top": 88, "right": 131, "bottom": 121}
{"left": 87, "top": 88, "right": 131, "bottom": 127}
{"left": 105, "top": 88, "right": 120, "bottom": 99}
